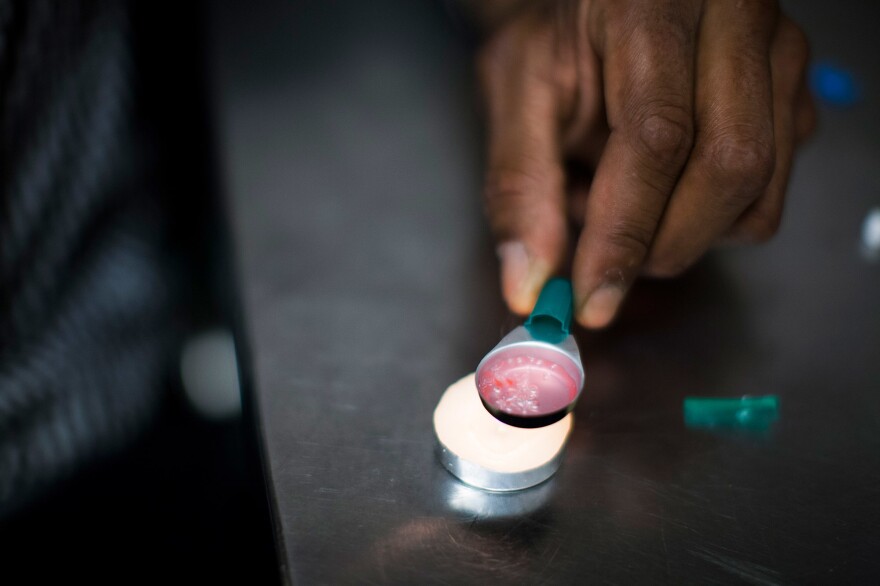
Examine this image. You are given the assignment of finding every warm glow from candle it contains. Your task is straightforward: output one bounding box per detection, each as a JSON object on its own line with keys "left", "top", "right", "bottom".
{"left": 434, "top": 373, "right": 573, "bottom": 473}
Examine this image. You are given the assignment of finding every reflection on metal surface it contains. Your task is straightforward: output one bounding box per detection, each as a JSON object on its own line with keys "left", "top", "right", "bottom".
{"left": 180, "top": 329, "right": 242, "bottom": 420}
{"left": 684, "top": 396, "right": 780, "bottom": 431}
{"left": 861, "top": 207, "right": 880, "bottom": 261}
{"left": 441, "top": 474, "right": 555, "bottom": 519}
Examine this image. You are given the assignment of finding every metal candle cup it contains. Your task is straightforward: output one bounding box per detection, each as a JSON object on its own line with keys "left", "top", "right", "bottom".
{"left": 433, "top": 374, "right": 574, "bottom": 492}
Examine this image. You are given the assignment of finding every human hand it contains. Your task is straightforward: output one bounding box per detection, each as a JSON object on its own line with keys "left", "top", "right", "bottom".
{"left": 478, "top": 0, "right": 815, "bottom": 327}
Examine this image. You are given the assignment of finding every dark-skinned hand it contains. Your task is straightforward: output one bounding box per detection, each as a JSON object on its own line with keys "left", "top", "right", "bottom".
{"left": 478, "top": 0, "right": 816, "bottom": 327}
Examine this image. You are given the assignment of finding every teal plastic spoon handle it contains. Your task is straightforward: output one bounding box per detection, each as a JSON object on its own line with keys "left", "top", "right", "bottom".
{"left": 525, "top": 278, "right": 573, "bottom": 342}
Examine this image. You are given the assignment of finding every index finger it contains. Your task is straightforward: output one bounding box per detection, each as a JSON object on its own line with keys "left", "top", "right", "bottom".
{"left": 573, "top": 2, "right": 699, "bottom": 328}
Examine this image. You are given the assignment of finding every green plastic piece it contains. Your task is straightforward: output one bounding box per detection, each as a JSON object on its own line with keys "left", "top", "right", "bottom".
{"left": 525, "top": 278, "right": 573, "bottom": 344}
{"left": 684, "top": 395, "right": 780, "bottom": 431}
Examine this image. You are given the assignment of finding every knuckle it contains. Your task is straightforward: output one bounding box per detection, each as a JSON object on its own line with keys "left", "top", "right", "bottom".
{"left": 605, "top": 217, "right": 655, "bottom": 260}
{"left": 476, "top": 35, "right": 509, "bottom": 81}
{"left": 484, "top": 170, "right": 533, "bottom": 209}
{"left": 776, "top": 19, "right": 810, "bottom": 71}
{"left": 629, "top": 107, "right": 694, "bottom": 167}
{"left": 705, "top": 130, "right": 776, "bottom": 193}
{"left": 478, "top": 16, "right": 568, "bottom": 98}
{"left": 485, "top": 167, "right": 557, "bottom": 202}
{"left": 476, "top": 20, "right": 532, "bottom": 78}
{"left": 483, "top": 167, "right": 562, "bottom": 232}
{"left": 477, "top": 10, "right": 555, "bottom": 71}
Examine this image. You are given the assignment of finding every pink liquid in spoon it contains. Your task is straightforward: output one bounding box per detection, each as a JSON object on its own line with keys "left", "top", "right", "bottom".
{"left": 477, "top": 353, "right": 578, "bottom": 417}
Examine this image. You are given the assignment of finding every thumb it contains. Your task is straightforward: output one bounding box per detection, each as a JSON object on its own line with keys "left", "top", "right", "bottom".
{"left": 487, "top": 164, "right": 567, "bottom": 316}
{"left": 480, "top": 27, "right": 568, "bottom": 315}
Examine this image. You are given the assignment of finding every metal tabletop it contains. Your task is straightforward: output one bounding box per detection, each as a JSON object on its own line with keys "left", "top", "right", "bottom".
{"left": 209, "top": 0, "right": 880, "bottom": 583}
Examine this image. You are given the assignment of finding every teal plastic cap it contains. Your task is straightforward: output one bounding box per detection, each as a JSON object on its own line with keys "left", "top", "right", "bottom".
{"left": 684, "top": 395, "right": 780, "bottom": 431}
{"left": 525, "top": 278, "right": 573, "bottom": 344}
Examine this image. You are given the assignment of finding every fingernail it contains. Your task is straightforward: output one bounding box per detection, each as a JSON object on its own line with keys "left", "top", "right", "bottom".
{"left": 497, "top": 241, "right": 549, "bottom": 315}
{"left": 579, "top": 285, "right": 624, "bottom": 329}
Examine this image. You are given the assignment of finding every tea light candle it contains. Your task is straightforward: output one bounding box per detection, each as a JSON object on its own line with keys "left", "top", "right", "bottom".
{"left": 434, "top": 373, "right": 573, "bottom": 491}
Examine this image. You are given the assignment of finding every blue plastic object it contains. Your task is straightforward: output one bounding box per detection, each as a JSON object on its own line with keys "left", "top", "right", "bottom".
{"left": 810, "top": 62, "right": 860, "bottom": 107}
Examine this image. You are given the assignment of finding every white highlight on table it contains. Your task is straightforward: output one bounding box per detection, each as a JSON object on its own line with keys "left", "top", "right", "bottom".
{"left": 862, "top": 207, "right": 880, "bottom": 260}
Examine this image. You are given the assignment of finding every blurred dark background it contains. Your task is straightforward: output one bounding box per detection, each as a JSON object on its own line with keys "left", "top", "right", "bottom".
{"left": 0, "top": 0, "right": 277, "bottom": 582}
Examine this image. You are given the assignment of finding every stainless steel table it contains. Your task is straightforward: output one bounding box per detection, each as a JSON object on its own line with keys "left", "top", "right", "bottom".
{"left": 210, "top": 1, "right": 880, "bottom": 583}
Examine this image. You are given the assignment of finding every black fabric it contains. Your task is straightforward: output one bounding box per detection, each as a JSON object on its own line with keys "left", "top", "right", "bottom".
{"left": 0, "top": 0, "right": 181, "bottom": 517}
